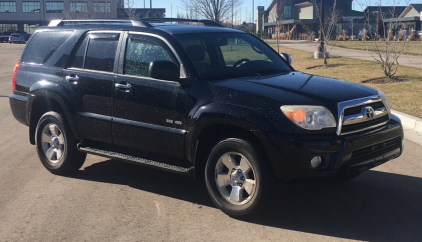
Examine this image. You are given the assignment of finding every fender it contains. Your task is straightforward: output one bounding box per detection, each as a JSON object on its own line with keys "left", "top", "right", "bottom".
{"left": 186, "top": 103, "right": 284, "bottom": 176}
{"left": 27, "top": 80, "right": 57, "bottom": 124}
{"left": 27, "top": 80, "right": 81, "bottom": 142}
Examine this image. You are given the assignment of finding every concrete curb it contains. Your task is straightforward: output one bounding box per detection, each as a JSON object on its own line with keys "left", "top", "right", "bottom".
{"left": 392, "top": 110, "right": 422, "bottom": 132}
{"left": 391, "top": 109, "right": 422, "bottom": 146}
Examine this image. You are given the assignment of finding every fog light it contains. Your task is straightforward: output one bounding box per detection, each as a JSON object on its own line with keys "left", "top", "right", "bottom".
{"left": 311, "top": 156, "right": 322, "bottom": 168}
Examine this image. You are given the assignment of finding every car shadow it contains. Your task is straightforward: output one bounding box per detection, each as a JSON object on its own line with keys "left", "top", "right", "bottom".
{"left": 70, "top": 159, "right": 422, "bottom": 241}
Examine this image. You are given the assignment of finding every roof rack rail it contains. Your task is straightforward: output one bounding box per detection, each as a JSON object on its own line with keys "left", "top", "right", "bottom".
{"left": 48, "top": 19, "right": 152, "bottom": 28}
{"left": 142, "top": 18, "right": 225, "bottom": 28}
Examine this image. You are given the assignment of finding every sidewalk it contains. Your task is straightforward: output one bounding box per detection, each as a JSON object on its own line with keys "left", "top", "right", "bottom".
{"left": 277, "top": 42, "right": 422, "bottom": 69}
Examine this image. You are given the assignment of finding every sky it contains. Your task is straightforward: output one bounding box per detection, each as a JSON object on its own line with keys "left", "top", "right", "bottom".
{"left": 132, "top": 0, "right": 422, "bottom": 23}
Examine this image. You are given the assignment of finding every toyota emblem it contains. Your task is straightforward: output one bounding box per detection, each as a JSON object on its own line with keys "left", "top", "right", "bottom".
{"left": 364, "top": 106, "right": 375, "bottom": 119}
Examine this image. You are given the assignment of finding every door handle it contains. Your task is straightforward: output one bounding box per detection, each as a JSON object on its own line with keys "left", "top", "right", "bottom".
{"left": 115, "top": 83, "right": 132, "bottom": 90}
{"left": 65, "top": 75, "right": 79, "bottom": 83}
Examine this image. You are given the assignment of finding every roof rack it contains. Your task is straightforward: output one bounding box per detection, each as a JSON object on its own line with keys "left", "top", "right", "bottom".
{"left": 47, "top": 18, "right": 224, "bottom": 28}
{"left": 141, "top": 18, "right": 225, "bottom": 27}
{"left": 48, "top": 19, "right": 152, "bottom": 27}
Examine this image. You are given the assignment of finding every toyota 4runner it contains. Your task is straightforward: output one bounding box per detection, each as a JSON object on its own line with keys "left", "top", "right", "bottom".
{"left": 9, "top": 18, "right": 404, "bottom": 218}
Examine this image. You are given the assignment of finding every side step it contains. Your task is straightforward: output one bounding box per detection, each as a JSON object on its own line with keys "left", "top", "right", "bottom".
{"left": 77, "top": 144, "right": 194, "bottom": 177}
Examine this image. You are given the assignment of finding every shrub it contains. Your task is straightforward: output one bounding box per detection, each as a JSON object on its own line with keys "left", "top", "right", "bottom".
{"left": 388, "top": 30, "right": 394, "bottom": 41}
{"left": 409, "top": 30, "right": 415, "bottom": 41}
{"left": 398, "top": 32, "right": 404, "bottom": 41}
{"left": 342, "top": 30, "right": 347, "bottom": 41}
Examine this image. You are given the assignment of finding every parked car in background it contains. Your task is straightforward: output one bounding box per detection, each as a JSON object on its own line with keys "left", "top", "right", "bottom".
{"left": 0, "top": 32, "right": 13, "bottom": 42}
{"left": 23, "top": 33, "right": 32, "bottom": 41}
{"left": 9, "top": 33, "right": 26, "bottom": 44}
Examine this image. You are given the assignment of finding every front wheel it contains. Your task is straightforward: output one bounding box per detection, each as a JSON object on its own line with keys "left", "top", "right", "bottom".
{"left": 35, "top": 111, "right": 86, "bottom": 175}
{"left": 205, "top": 138, "right": 273, "bottom": 218}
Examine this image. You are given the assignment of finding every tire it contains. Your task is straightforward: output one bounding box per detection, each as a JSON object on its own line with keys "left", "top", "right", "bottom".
{"left": 205, "top": 138, "right": 274, "bottom": 219}
{"left": 35, "top": 111, "right": 86, "bottom": 175}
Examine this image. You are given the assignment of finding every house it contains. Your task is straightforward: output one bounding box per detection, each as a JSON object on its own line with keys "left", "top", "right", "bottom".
{"left": 257, "top": 0, "right": 364, "bottom": 38}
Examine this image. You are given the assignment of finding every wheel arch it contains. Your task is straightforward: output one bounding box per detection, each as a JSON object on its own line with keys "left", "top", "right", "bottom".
{"left": 28, "top": 95, "right": 76, "bottom": 145}
{"left": 188, "top": 104, "right": 282, "bottom": 179}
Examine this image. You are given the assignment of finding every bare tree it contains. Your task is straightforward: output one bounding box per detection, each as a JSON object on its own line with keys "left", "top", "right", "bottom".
{"left": 182, "top": 0, "right": 242, "bottom": 23}
{"left": 356, "top": 0, "right": 410, "bottom": 81}
{"left": 273, "top": 0, "right": 285, "bottom": 54}
{"left": 124, "top": 0, "right": 137, "bottom": 19}
{"left": 312, "top": 0, "right": 341, "bottom": 67}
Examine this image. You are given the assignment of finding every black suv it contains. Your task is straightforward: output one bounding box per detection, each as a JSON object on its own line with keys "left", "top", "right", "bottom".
{"left": 9, "top": 18, "right": 404, "bottom": 218}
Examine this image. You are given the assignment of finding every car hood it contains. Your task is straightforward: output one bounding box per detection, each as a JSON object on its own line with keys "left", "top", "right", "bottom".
{"left": 212, "top": 72, "right": 378, "bottom": 114}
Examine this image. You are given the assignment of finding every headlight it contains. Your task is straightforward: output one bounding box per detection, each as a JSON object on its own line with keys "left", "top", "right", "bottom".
{"left": 280, "top": 105, "right": 336, "bottom": 130}
{"left": 378, "top": 90, "right": 390, "bottom": 113}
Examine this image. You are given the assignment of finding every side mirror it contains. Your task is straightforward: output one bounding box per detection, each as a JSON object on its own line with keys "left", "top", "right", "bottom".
{"left": 280, "top": 53, "right": 292, "bottom": 64}
{"left": 149, "top": 60, "right": 180, "bottom": 82}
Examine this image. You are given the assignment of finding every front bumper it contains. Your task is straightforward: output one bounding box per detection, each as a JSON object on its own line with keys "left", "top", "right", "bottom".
{"left": 274, "top": 114, "right": 403, "bottom": 181}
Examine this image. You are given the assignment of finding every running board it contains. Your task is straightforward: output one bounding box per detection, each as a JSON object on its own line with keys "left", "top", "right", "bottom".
{"left": 77, "top": 145, "right": 194, "bottom": 177}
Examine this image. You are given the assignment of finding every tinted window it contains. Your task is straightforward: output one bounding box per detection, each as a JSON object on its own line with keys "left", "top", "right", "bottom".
{"left": 84, "top": 35, "right": 119, "bottom": 72}
{"left": 124, "top": 38, "right": 172, "bottom": 77}
{"left": 70, "top": 36, "right": 89, "bottom": 69}
{"left": 22, "top": 31, "right": 72, "bottom": 64}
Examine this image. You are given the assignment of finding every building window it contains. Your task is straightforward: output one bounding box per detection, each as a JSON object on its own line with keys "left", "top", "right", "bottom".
{"left": 24, "top": 24, "right": 39, "bottom": 34}
{"left": 0, "top": 2, "right": 16, "bottom": 13}
{"left": 70, "top": 1, "right": 88, "bottom": 13}
{"left": 94, "top": 2, "right": 111, "bottom": 13}
{"left": 46, "top": 1, "right": 64, "bottom": 13}
{"left": 284, "top": 6, "right": 291, "bottom": 19}
{"left": 23, "top": 2, "right": 41, "bottom": 13}
{"left": 0, "top": 24, "right": 18, "bottom": 32}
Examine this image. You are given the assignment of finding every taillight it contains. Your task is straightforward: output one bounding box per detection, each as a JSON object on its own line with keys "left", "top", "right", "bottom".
{"left": 12, "top": 62, "right": 19, "bottom": 90}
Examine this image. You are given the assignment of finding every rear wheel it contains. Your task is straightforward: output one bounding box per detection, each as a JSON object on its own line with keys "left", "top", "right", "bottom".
{"left": 205, "top": 138, "right": 273, "bottom": 219}
{"left": 35, "top": 111, "right": 86, "bottom": 175}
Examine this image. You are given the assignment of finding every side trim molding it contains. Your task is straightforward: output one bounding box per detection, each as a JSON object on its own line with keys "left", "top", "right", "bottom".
{"left": 113, "top": 117, "right": 186, "bottom": 135}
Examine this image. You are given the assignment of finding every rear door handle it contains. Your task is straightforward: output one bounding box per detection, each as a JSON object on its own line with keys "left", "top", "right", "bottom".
{"left": 115, "top": 83, "right": 132, "bottom": 90}
{"left": 65, "top": 75, "right": 79, "bottom": 83}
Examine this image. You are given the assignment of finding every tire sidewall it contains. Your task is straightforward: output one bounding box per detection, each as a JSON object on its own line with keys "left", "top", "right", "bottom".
{"left": 205, "top": 139, "right": 266, "bottom": 217}
{"left": 35, "top": 113, "right": 69, "bottom": 171}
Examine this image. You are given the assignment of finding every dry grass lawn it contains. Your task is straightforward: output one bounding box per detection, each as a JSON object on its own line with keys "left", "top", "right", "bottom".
{"left": 269, "top": 44, "right": 422, "bottom": 118}
{"left": 331, "top": 41, "right": 422, "bottom": 56}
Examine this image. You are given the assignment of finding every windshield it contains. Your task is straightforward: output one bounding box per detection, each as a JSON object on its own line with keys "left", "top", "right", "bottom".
{"left": 11, "top": 34, "right": 19, "bottom": 37}
{"left": 175, "top": 32, "right": 292, "bottom": 80}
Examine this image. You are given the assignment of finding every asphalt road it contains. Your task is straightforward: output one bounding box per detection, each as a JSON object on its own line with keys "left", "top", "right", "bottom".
{"left": 1, "top": 43, "right": 422, "bottom": 242}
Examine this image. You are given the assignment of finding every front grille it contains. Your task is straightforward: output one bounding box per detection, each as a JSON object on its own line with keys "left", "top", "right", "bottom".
{"left": 343, "top": 101, "right": 385, "bottom": 117}
{"left": 341, "top": 115, "right": 389, "bottom": 134}
{"left": 350, "top": 137, "right": 401, "bottom": 164}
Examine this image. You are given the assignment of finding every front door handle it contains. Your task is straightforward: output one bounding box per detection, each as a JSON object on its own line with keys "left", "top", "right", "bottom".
{"left": 65, "top": 75, "right": 79, "bottom": 83}
{"left": 115, "top": 83, "right": 132, "bottom": 90}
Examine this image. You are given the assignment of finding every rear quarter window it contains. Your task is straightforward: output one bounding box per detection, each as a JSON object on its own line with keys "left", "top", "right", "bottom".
{"left": 22, "top": 31, "right": 72, "bottom": 65}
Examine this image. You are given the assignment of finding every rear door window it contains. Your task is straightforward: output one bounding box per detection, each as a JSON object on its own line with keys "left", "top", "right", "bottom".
{"left": 84, "top": 33, "right": 120, "bottom": 72}
{"left": 22, "top": 31, "right": 72, "bottom": 64}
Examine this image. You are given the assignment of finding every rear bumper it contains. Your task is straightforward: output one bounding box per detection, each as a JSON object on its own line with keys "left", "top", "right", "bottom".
{"left": 9, "top": 93, "right": 28, "bottom": 126}
{"left": 273, "top": 114, "right": 404, "bottom": 181}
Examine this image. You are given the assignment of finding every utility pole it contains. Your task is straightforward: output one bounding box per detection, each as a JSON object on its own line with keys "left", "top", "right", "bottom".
{"left": 232, "top": 0, "right": 234, "bottom": 27}
{"left": 171, "top": 4, "right": 172, "bottom": 18}
{"left": 150, "top": 0, "right": 152, "bottom": 17}
{"left": 252, "top": 0, "right": 254, "bottom": 24}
